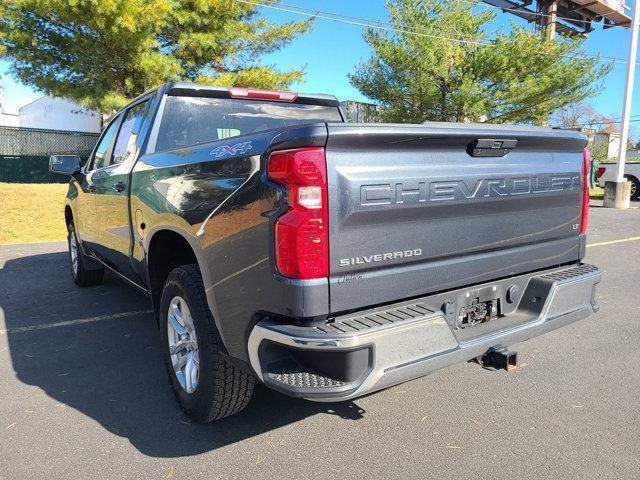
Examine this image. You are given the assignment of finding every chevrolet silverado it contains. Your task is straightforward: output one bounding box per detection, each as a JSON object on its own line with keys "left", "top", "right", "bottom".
{"left": 49, "top": 82, "right": 601, "bottom": 422}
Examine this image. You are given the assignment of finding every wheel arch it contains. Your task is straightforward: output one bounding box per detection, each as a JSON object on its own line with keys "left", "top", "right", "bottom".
{"left": 145, "top": 227, "right": 213, "bottom": 321}
{"left": 64, "top": 204, "right": 73, "bottom": 227}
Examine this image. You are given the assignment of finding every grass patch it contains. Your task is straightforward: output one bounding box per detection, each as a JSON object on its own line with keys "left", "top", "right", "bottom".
{"left": 589, "top": 187, "right": 604, "bottom": 200}
{"left": 0, "top": 183, "right": 69, "bottom": 244}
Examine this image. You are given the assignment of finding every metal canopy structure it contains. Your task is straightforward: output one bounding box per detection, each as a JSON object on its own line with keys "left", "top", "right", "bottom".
{"left": 571, "top": 0, "right": 632, "bottom": 27}
{"left": 483, "top": 0, "right": 631, "bottom": 37}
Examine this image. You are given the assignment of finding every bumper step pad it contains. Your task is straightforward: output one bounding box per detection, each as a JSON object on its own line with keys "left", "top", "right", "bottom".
{"left": 539, "top": 263, "right": 600, "bottom": 282}
{"left": 316, "top": 302, "right": 435, "bottom": 336}
{"left": 267, "top": 371, "right": 345, "bottom": 389}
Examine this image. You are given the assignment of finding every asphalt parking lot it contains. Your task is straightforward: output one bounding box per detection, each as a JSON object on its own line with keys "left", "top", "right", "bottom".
{"left": 1, "top": 201, "right": 639, "bottom": 480}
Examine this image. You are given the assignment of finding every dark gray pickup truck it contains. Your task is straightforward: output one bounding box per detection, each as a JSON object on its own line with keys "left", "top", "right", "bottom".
{"left": 50, "top": 82, "right": 601, "bottom": 422}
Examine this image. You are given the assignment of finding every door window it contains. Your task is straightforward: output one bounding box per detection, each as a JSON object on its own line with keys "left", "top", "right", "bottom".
{"left": 89, "top": 117, "right": 119, "bottom": 171}
{"left": 111, "top": 100, "right": 150, "bottom": 166}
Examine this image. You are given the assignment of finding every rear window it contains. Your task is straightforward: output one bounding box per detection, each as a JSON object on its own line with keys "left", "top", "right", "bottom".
{"left": 154, "top": 96, "right": 342, "bottom": 153}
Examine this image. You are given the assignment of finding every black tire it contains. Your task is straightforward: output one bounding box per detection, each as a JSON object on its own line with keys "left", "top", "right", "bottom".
{"left": 625, "top": 175, "right": 640, "bottom": 200}
{"left": 159, "top": 264, "right": 255, "bottom": 423}
{"left": 67, "top": 223, "right": 105, "bottom": 287}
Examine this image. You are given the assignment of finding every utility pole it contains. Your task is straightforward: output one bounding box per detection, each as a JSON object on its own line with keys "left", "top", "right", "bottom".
{"left": 537, "top": 1, "right": 558, "bottom": 126}
{"left": 603, "top": 0, "right": 640, "bottom": 209}
{"left": 538, "top": 0, "right": 558, "bottom": 41}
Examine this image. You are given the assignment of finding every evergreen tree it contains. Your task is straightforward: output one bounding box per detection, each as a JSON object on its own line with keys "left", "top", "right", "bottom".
{"left": 0, "top": 0, "right": 312, "bottom": 111}
{"left": 349, "top": 0, "right": 611, "bottom": 124}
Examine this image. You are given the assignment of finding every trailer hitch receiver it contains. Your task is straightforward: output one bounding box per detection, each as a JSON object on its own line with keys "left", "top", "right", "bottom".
{"left": 481, "top": 348, "right": 517, "bottom": 371}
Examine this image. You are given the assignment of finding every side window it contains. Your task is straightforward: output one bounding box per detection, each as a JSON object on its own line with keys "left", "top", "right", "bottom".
{"left": 111, "top": 100, "right": 149, "bottom": 166}
{"left": 90, "top": 118, "right": 119, "bottom": 171}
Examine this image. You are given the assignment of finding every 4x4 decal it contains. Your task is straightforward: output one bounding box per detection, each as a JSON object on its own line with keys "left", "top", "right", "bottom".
{"left": 209, "top": 141, "right": 253, "bottom": 158}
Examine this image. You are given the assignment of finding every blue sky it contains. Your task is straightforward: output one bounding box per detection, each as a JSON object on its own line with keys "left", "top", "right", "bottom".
{"left": 1, "top": 0, "right": 637, "bottom": 126}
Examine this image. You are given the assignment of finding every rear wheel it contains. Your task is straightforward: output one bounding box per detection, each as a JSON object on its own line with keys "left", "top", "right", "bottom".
{"left": 625, "top": 175, "right": 640, "bottom": 200}
{"left": 159, "top": 264, "right": 255, "bottom": 422}
{"left": 67, "top": 223, "right": 104, "bottom": 286}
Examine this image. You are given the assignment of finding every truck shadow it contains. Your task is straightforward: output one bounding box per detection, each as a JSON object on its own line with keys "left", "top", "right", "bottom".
{"left": 0, "top": 248, "right": 365, "bottom": 458}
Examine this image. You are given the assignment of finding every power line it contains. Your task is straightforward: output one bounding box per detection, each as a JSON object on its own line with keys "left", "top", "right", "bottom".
{"left": 263, "top": 0, "right": 597, "bottom": 30}
{"left": 237, "top": 0, "right": 488, "bottom": 46}
{"left": 581, "top": 119, "right": 640, "bottom": 125}
{"left": 584, "top": 112, "right": 640, "bottom": 122}
{"left": 561, "top": 117, "right": 640, "bottom": 128}
{"left": 240, "top": 0, "right": 637, "bottom": 66}
{"left": 569, "top": 113, "right": 640, "bottom": 124}
{"left": 247, "top": 0, "right": 492, "bottom": 43}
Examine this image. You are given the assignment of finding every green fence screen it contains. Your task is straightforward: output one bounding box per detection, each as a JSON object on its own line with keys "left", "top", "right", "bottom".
{"left": 0, "top": 126, "right": 99, "bottom": 183}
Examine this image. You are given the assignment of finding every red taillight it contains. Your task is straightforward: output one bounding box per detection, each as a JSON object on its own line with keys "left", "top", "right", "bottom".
{"left": 580, "top": 148, "right": 591, "bottom": 235}
{"left": 228, "top": 87, "right": 298, "bottom": 102}
{"left": 596, "top": 167, "right": 606, "bottom": 178}
{"left": 267, "top": 147, "right": 329, "bottom": 279}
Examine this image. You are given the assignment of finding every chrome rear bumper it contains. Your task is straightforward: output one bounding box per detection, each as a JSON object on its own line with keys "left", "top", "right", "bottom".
{"left": 248, "top": 264, "right": 601, "bottom": 402}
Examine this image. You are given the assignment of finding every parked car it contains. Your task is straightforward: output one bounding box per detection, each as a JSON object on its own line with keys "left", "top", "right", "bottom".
{"left": 595, "top": 163, "right": 640, "bottom": 199}
{"left": 50, "top": 83, "right": 601, "bottom": 422}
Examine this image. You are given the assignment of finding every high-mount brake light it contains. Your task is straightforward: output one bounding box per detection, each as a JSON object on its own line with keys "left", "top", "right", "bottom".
{"left": 580, "top": 148, "right": 591, "bottom": 235}
{"left": 267, "top": 147, "right": 329, "bottom": 279}
{"left": 227, "top": 87, "right": 298, "bottom": 102}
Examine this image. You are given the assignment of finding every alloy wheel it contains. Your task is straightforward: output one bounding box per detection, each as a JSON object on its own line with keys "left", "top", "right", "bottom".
{"left": 69, "top": 233, "right": 79, "bottom": 276}
{"left": 167, "top": 296, "right": 200, "bottom": 394}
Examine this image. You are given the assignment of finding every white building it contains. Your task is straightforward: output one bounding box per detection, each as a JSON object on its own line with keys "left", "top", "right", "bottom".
{"left": 18, "top": 96, "right": 101, "bottom": 133}
{"left": 594, "top": 132, "right": 622, "bottom": 160}
{"left": 0, "top": 112, "right": 19, "bottom": 127}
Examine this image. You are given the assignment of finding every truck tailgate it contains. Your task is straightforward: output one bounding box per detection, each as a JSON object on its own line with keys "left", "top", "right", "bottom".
{"left": 325, "top": 122, "right": 587, "bottom": 314}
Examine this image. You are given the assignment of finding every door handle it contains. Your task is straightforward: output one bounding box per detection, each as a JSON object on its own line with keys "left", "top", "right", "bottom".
{"left": 467, "top": 138, "right": 518, "bottom": 157}
{"left": 113, "top": 181, "right": 127, "bottom": 193}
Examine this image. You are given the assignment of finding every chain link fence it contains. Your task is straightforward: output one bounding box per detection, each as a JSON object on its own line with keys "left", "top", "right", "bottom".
{"left": 0, "top": 126, "right": 99, "bottom": 183}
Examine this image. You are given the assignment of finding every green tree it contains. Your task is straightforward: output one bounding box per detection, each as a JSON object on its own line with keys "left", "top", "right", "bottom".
{"left": 0, "top": 0, "right": 312, "bottom": 112}
{"left": 590, "top": 140, "right": 610, "bottom": 162}
{"left": 349, "top": 0, "right": 611, "bottom": 124}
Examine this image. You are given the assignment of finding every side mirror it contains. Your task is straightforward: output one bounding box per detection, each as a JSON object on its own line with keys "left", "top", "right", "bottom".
{"left": 49, "top": 155, "right": 81, "bottom": 175}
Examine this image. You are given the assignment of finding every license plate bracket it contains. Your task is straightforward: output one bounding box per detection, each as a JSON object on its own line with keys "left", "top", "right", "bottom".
{"left": 455, "top": 285, "right": 502, "bottom": 330}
